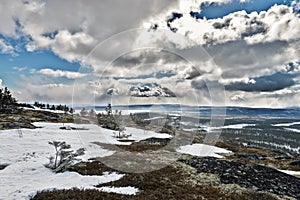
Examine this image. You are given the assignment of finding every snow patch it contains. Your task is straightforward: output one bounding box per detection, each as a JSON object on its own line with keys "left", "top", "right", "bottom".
{"left": 272, "top": 122, "right": 300, "bottom": 127}
{"left": 0, "top": 122, "right": 172, "bottom": 199}
{"left": 284, "top": 128, "right": 300, "bottom": 133}
{"left": 23, "top": 106, "right": 68, "bottom": 114}
{"left": 222, "top": 124, "right": 256, "bottom": 129}
{"left": 177, "top": 144, "right": 232, "bottom": 158}
{"left": 0, "top": 160, "right": 124, "bottom": 200}
{"left": 99, "top": 186, "right": 139, "bottom": 195}
{"left": 279, "top": 170, "right": 300, "bottom": 176}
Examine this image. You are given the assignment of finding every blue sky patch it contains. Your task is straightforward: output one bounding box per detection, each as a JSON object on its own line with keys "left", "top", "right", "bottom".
{"left": 192, "top": 0, "right": 294, "bottom": 19}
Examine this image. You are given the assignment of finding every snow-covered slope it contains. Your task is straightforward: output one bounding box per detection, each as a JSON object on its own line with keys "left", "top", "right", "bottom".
{"left": 0, "top": 122, "right": 232, "bottom": 199}
{"left": 0, "top": 122, "right": 171, "bottom": 199}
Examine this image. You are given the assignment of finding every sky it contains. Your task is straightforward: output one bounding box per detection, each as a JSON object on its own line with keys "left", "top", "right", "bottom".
{"left": 0, "top": 0, "right": 299, "bottom": 108}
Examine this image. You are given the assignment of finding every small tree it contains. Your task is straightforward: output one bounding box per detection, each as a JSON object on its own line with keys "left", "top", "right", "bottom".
{"left": 89, "top": 109, "right": 96, "bottom": 117}
{"left": 97, "top": 103, "right": 123, "bottom": 131}
{"left": 80, "top": 107, "right": 88, "bottom": 116}
{"left": 46, "top": 141, "right": 85, "bottom": 173}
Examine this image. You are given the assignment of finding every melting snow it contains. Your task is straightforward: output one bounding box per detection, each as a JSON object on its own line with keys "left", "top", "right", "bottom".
{"left": 23, "top": 106, "right": 67, "bottom": 114}
{"left": 99, "top": 186, "right": 139, "bottom": 195}
{"left": 177, "top": 144, "right": 232, "bottom": 158}
{"left": 0, "top": 122, "right": 172, "bottom": 199}
{"left": 221, "top": 124, "right": 256, "bottom": 129}
{"left": 272, "top": 122, "right": 300, "bottom": 127}
{"left": 279, "top": 170, "right": 300, "bottom": 176}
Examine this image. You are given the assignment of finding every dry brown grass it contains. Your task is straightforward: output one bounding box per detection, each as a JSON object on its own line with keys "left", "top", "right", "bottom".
{"left": 59, "top": 160, "right": 282, "bottom": 200}
{"left": 31, "top": 140, "right": 297, "bottom": 199}
{"left": 32, "top": 188, "right": 128, "bottom": 200}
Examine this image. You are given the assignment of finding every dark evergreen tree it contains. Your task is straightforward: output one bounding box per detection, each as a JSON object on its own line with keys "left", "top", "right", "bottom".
{"left": 50, "top": 105, "right": 56, "bottom": 110}
{"left": 97, "top": 103, "right": 121, "bottom": 131}
{"left": 0, "top": 87, "right": 17, "bottom": 109}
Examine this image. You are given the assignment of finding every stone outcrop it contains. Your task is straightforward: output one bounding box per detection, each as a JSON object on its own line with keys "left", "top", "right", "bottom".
{"left": 0, "top": 108, "right": 74, "bottom": 130}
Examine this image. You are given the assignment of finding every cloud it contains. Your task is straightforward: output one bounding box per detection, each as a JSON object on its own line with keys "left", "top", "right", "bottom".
{"left": 206, "top": 40, "right": 300, "bottom": 80}
{"left": 129, "top": 83, "right": 176, "bottom": 97}
{"left": 39, "top": 68, "right": 87, "bottom": 79}
{"left": 45, "top": 83, "right": 65, "bottom": 88}
{"left": 106, "top": 88, "right": 119, "bottom": 96}
{"left": 14, "top": 83, "right": 72, "bottom": 104}
{"left": 177, "top": 0, "right": 232, "bottom": 14}
{"left": 1, "top": 0, "right": 300, "bottom": 108}
{"left": 14, "top": 81, "right": 100, "bottom": 104}
{"left": 0, "top": 0, "right": 179, "bottom": 62}
{"left": 149, "top": 4, "right": 300, "bottom": 46}
{"left": 291, "top": 0, "right": 300, "bottom": 14}
{"left": 0, "top": 0, "right": 235, "bottom": 62}
{"left": 0, "top": 39, "right": 15, "bottom": 54}
{"left": 112, "top": 50, "right": 183, "bottom": 68}
{"left": 180, "top": 66, "right": 202, "bottom": 79}
{"left": 27, "top": 30, "right": 97, "bottom": 62}
{"left": 225, "top": 72, "right": 296, "bottom": 92}
{"left": 230, "top": 93, "right": 245, "bottom": 101}
{"left": 0, "top": 79, "right": 2, "bottom": 87}
{"left": 13, "top": 66, "right": 27, "bottom": 72}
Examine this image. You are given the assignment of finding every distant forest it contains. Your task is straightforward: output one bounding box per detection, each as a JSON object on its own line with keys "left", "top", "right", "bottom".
{"left": 33, "top": 101, "right": 74, "bottom": 113}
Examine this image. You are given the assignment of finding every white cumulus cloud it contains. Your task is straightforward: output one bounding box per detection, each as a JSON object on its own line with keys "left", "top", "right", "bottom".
{"left": 39, "top": 68, "right": 87, "bottom": 79}
{"left": 152, "top": 4, "right": 300, "bottom": 46}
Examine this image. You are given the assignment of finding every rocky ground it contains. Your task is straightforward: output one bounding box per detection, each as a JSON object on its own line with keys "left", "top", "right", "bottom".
{"left": 180, "top": 157, "right": 300, "bottom": 199}
{"left": 216, "top": 141, "right": 300, "bottom": 176}
{"left": 0, "top": 108, "right": 73, "bottom": 130}
{"left": 1, "top": 109, "right": 299, "bottom": 199}
{"left": 32, "top": 159, "right": 298, "bottom": 200}
{"left": 32, "top": 137, "right": 300, "bottom": 200}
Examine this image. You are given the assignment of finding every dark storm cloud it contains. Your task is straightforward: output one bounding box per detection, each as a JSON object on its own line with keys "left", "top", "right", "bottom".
{"left": 205, "top": 40, "right": 292, "bottom": 79}
{"left": 112, "top": 50, "right": 183, "bottom": 67}
{"left": 225, "top": 72, "right": 296, "bottom": 92}
{"left": 113, "top": 70, "right": 177, "bottom": 80}
{"left": 191, "top": 79, "right": 222, "bottom": 91}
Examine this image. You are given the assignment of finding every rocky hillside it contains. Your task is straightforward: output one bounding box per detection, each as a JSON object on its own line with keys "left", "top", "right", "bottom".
{"left": 0, "top": 108, "right": 73, "bottom": 130}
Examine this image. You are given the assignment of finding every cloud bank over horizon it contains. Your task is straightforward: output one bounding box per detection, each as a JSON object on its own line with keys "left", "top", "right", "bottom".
{"left": 0, "top": 0, "right": 299, "bottom": 108}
